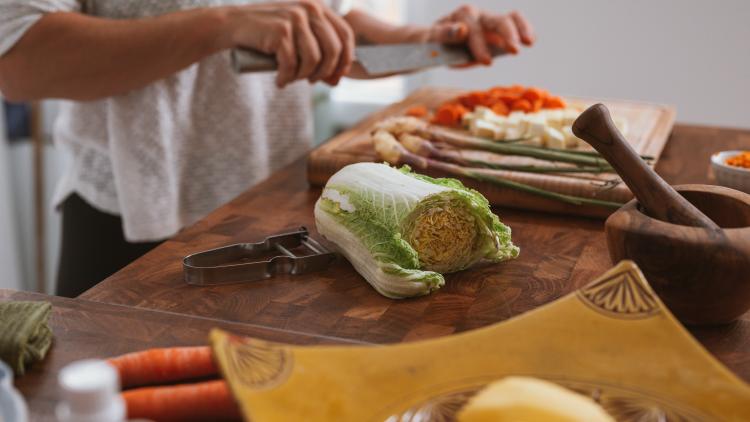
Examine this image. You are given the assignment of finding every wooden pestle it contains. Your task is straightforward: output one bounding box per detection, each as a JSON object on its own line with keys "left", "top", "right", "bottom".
{"left": 572, "top": 104, "right": 720, "bottom": 230}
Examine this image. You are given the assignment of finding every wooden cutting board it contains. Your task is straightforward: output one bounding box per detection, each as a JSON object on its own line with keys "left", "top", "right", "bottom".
{"left": 308, "top": 87, "right": 676, "bottom": 219}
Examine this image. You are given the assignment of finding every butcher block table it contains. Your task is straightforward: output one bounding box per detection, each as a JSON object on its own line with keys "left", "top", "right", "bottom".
{"left": 78, "top": 123, "right": 750, "bottom": 384}
{"left": 1, "top": 290, "right": 357, "bottom": 421}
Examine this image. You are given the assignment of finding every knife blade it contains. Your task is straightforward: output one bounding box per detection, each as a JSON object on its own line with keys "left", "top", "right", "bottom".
{"left": 231, "top": 42, "right": 505, "bottom": 76}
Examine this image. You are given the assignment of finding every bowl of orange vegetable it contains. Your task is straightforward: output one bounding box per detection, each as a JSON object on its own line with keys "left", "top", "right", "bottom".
{"left": 711, "top": 150, "right": 750, "bottom": 193}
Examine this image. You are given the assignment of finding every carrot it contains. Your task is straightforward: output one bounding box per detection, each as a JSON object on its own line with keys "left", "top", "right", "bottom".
{"left": 123, "top": 380, "right": 241, "bottom": 422}
{"left": 458, "top": 91, "right": 487, "bottom": 109}
{"left": 488, "top": 86, "right": 508, "bottom": 97}
{"left": 510, "top": 98, "right": 533, "bottom": 113}
{"left": 405, "top": 105, "right": 429, "bottom": 118}
{"left": 109, "top": 346, "right": 217, "bottom": 388}
{"left": 531, "top": 98, "right": 544, "bottom": 112}
{"left": 432, "top": 103, "right": 467, "bottom": 127}
{"left": 491, "top": 102, "right": 510, "bottom": 116}
{"left": 543, "top": 96, "right": 567, "bottom": 109}
{"left": 522, "top": 87, "right": 547, "bottom": 103}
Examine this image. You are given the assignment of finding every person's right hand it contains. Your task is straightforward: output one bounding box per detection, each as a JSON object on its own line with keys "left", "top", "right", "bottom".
{"left": 223, "top": 1, "right": 355, "bottom": 88}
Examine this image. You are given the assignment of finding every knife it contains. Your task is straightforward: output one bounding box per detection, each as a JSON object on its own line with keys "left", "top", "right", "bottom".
{"left": 231, "top": 42, "right": 505, "bottom": 76}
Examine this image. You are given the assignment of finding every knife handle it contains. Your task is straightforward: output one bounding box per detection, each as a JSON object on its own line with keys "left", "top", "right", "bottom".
{"left": 231, "top": 48, "right": 278, "bottom": 73}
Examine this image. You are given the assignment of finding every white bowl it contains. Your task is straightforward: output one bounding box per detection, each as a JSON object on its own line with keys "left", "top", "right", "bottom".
{"left": 711, "top": 150, "right": 750, "bottom": 194}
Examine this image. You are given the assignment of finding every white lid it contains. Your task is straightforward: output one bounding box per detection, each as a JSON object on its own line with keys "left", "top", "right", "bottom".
{"left": 56, "top": 360, "right": 125, "bottom": 422}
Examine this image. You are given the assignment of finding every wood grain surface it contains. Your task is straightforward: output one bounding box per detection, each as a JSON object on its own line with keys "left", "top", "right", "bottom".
{"left": 1, "top": 290, "right": 356, "bottom": 422}
{"left": 79, "top": 124, "right": 750, "bottom": 383}
{"left": 308, "top": 87, "right": 676, "bottom": 219}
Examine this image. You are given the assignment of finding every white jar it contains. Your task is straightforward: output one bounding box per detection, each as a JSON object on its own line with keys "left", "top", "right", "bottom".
{"left": 56, "top": 359, "right": 125, "bottom": 422}
{"left": 0, "top": 360, "right": 28, "bottom": 422}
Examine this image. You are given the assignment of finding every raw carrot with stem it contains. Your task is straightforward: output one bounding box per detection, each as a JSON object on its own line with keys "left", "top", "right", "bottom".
{"left": 109, "top": 346, "right": 217, "bottom": 388}
{"left": 123, "top": 379, "right": 241, "bottom": 422}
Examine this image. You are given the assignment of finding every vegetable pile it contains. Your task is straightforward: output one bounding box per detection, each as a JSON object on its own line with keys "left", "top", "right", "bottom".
{"left": 427, "top": 85, "right": 567, "bottom": 128}
{"left": 727, "top": 151, "right": 750, "bottom": 169}
{"left": 314, "top": 162, "right": 518, "bottom": 299}
{"left": 372, "top": 117, "right": 627, "bottom": 209}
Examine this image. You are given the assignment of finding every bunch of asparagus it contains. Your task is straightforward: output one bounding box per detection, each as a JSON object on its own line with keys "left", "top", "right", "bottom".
{"left": 372, "top": 117, "right": 639, "bottom": 209}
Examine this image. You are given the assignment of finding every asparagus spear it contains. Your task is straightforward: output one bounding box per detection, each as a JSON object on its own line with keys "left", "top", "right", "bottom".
{"left": 374, "top": 130, "right": 623, "bottom": 209}
{"left": 377, "top": 117, "right": 606, "bottom": 166}
{"left": 412, "top": 137, "right": 615, "bottom": 174}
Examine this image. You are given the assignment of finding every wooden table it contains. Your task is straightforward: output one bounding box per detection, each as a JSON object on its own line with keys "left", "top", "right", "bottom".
{"left": 78, "top": 124, "right": 750, "bottom": 382}
{"left": 1, "top": 290, "right": 355, "bottom": 421}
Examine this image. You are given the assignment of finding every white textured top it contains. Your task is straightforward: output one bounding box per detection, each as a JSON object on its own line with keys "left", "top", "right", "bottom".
{"left": 0, "top": 0, "right": 319, "bottom": 241}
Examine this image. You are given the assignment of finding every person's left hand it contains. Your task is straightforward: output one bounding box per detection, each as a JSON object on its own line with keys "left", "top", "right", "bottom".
{"left": 419, "top": 5, "right": 535, "bottom": 65}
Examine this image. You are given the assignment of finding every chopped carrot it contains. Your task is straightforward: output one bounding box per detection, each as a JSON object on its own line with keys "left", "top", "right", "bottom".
{"left": 430, "top": 50, "right": 440, "bottom": 58}
{"left": 458, "top": 91, "right": 487, "bottom": 110}
{"left": 496, "top": 92, "right": 521, "bottom": 105}
{"left": 511, "top": 98, "right": 533, "bottom": 113}
{"left": 123, "top": 380, "right": 241, "bottom": 422}
{"left": 109, "top": 346, "right": 217, "bottom": 388}
{"left": 491, "top": 102, "right": 510, "bottom": 116}
{"left": 405, "top": 105, "right": 429, "bottom": 118}
{"left": 543, "top": 96, "right": 567, "bottom": 109}
{"left": 488, "top": 87, "right": 508, "bottom": 97}
{"left": 726, "top": 151, "right": 750, "bottom": 169}
{"left": 432, "top": 103, "right": 467, "bottom": 127}
{"left": 433, "top": 85, "right": 566, "bottom": 121}
{"left": 522, "top": 87, "right": 548, "bottom": 103}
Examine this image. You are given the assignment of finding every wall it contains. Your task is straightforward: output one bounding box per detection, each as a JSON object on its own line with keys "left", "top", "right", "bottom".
{"left": 406, "top": 0, "right": 750, "bottom": 129}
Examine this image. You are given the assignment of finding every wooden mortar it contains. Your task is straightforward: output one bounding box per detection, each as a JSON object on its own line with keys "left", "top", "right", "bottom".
{"left": 606, "top": 185, "right": 750, "bottom": 325}
{"left": 573, "top": 104, "right": 750, "bottom": 325}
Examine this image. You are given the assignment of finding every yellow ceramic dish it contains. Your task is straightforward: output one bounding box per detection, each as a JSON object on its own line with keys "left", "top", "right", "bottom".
{"left": 211, "top": 261, "right": 750, "bottom": 421}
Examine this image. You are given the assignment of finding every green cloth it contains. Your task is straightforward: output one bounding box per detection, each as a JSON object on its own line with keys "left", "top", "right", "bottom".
{"left": 0, "top": 301, "right": 52, "bottom": 375}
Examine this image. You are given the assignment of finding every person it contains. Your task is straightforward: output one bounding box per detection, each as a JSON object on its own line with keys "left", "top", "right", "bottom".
{"left": 0, "top": 1, "right": 534, "bottom": 297}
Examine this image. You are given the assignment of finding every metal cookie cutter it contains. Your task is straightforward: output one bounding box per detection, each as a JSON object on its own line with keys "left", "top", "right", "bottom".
{"left": 183, "top": 227, "right": 336, "bottom": 286}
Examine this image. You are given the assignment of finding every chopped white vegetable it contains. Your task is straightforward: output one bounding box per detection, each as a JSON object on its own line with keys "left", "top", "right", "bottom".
{"left": 504, "top": 126, "right": 525, "bottom": 141}
{"left": 543, "top": 126, "right": 566, "bottom": 149}
{"left": 470, "top": 119, "right": 503, "bottom": 139}
{"left": 523, "top": 115, "right": 546, "bottom": 139}
{"left": 473, "top": 106, "right": 496, "bottom": 121}
{"left": 462, "top": 112, "right": 476, "bottom": 127}
{"left": 561, "top": 109, "right": 580, "bottom": 126}
{"left": 561, "top": 126, "right": 581, "bottom": 149}
{"left": 545, "top": 109, "right": 564, "bottom": 128}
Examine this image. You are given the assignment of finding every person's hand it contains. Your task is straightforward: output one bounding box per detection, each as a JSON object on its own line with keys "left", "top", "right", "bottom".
{"left": 223, "top": 1, "right": 355, "bottom": 87}
{"left": 419, "top": 5, "right": 535, "bottom": 65}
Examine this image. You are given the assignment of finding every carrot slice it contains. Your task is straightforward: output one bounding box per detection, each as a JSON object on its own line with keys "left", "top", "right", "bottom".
{"left": 405, "top": 105, "right": 429, "bottom": 118}
{"left": 458, "top": 91, "right": 488, "bottom": 109}
{"left": 432, "top": 103, "right": 467, "bottom": 127}
{"left": 108, "top": 346, "right": 217, "bottom": 388}
{"left": 543, "top": 96, "right": 567, "bottom": 109}
{"left": 531, "top": 98, "right": 544, "bottom": 112}
{"left": 491, "top": 102, "right": 510, "bottom": 116}
{"left": 123, "top": 380, "right": 241, "bottom": 422}
{"left": 510, "top": 98, "right": 533, "bottom": 113}
{"left": 522, "top": 87, "right": 548, "bottom": 103}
